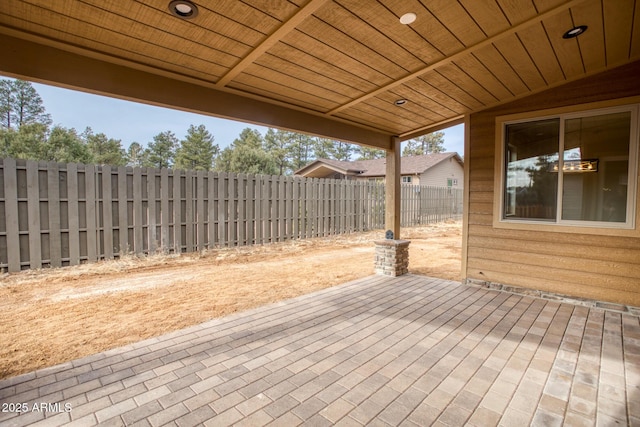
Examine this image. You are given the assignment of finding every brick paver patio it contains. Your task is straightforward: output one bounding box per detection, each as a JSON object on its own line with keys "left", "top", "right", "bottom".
{"left": 1, "top": 274, "right": 638, "bottom": 426}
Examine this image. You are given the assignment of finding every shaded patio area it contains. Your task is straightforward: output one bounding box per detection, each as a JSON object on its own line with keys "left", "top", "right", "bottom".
{"left": 1, "top": 274, "right": 638, "bottom": 427}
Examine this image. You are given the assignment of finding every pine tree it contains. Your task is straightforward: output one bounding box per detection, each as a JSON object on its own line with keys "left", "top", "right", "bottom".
{"left": 264, "top": 128, "right": 291, "bottom": 175}
{"left": 402, "top": 132, "right": 445, "bottom": 156}
{"left": 288, "top": 132, "right": 315, "bottom": 170}
{"left": 0, "top": 79, "right": 51, "bottom": 129}
{"left": 174, "top": 124, "right": 218, "bottom": 171}
{"left": 221, "top": 128, "right": 276, "bottom": 175}
{"left": 42, "top": 126, "right": 92, "bottom": 163}
{"left": 83, "top": 127, "right": 126, "bottom": 166}
{"left": 145, "top": 131, "right": 177, "bottom": 168}
{"left": 127, "top": 142, "right": 147, "bottom": 167}
{"left": 356, "top": 146, "right": 386, "bottom": 160}
{"left": 5, "top": 123, "right": 47, "bottom": 160}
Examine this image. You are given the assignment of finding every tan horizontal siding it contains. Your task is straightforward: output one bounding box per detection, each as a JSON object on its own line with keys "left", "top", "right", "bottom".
{"left": 465, "top": 60, "right": 640, "bottom": 306}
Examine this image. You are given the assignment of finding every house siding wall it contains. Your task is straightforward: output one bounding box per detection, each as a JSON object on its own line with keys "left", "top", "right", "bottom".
{"left": 466, "top": 60, "right": 640, "bottom": 306}
{"left": 419, "top": 158, "right": 464, "bottom": 188}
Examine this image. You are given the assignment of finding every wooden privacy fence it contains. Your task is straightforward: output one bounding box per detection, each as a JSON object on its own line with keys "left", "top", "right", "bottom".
{"left": 0, "top": 158, "right": 462, "bottom": 272}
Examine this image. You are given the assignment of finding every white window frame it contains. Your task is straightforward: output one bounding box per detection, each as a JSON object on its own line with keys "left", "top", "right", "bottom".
{"left": 402, "top": 176, "right": 412, "bottom": 183}
{"left": 494, "top": 102, "right": 639, "bottom": 234}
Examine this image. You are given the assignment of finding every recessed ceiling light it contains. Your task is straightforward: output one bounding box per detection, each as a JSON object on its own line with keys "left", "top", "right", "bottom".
{"left": 169, "top": 0, "right": 199, "bottom": 19}
{"left": 399, "top": 13, "right": 417, "bottom": 25}
{"left": 562, "top": 25, "right": 587, "bottom": 39}
{"left": 394, "top": 99, "right": 408, "bottom": 106}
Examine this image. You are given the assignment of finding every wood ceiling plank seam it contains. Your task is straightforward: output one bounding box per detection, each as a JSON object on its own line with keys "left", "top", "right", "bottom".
{"left": 229, "top": 71, "right": 341, "bottom": 111}
{"left": 216, "top": 0, "right": 330, "bottom": 87}
{"left": 0, "top": 17, "right": 227, "bottom": 82}
{"left": 78, "top": 0, "right": 252, "bottom": 61}
{"left": 452, "top": 54, "right": 513, "bottom": 101}
{"left": 366, "top": 93, "right": 443, "bottom": 125}
{"left": 387, "top": 83, "right": 458, "bottom": 120}
{"left": 333, "top": 107, "right": 415, "bottom": 135}
{"left": 516, "top": 22, "right": 565, "bottom": 85}
{"left": 382, "top": 0, "right": 464, "bottom": 57}
{"left": 399, "top": 80, "right": 464, "bottom": 118}
{"left": 326, "top": 0, "right": 587, "bottom": 116}
{"left": 254, "top": 53, "right": 367, "bottom": 101}
{"left": 322, "top": 108, "right": 402, "bottom": 134}
{"left": 457, "top": 0, "right": 510, "bottom": 37}
{"left": 238, "top": 63, "right": 352, "bottom": 107}
{"left": 540, "top": 10, "right": 587, "bottom": 79}
{"left": 420, "top": 69, "right": 486, "bottom": 111}
{"left": 236, "top": 0, "right": 302, "bottom": 23}
{"left": 333, "top": 0, "right": 443, "bottom": 65}
{"left": 493, "top": 34, "right": 547, "bottom": 91}
{"left": 421, "top": 0, "right": 488, "bottom": 48}
{"left": 265, "top": 43, "right": 376, "bottom": 96}
{"left": 472, "top": 44, "right": 530, "bottom": 96}
{"left": 435, "top": 61, "right": 501, "bottom": 106}
{"left": 313, "top": 2, "right": 427, "bottom": 73}
{"left": 228, "top": 79, "right": 336, "bottom": 113}
{"left": 131, "top": 0, "right": 266, "bottom": 49}
{"left": 443, "top": 62, "right": 499, "bottom": 105}
{"left": 603, "top": 0, "right": 636, "bottom": 66}
{"left": 569, "top": 0, "right": 606, "bottom": 73}
{"left": 496, "top": 0, "right": 539, "bottom": 26}
{"left": 281, "top": 30, "right": 394, "bottom": 88}
{"left": 413, "top": 75, "right": 472, "bottom": 114}
{"left": 11, "top": 0, "right": 242, "bottom": 70}
{"left": 295, "top": 15, "right": 411, "bottom": 80}
{"left": 176, "top": 0, "right": 281, "bottom": 36}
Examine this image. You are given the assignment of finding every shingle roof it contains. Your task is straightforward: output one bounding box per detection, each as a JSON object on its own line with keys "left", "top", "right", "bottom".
{"left": 295, "top": 153, "right": 463, "bottom": 177}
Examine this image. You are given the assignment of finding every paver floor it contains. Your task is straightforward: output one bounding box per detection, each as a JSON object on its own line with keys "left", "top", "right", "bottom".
{"left": 1, "top": 275, "right": 638, "bottom": 426}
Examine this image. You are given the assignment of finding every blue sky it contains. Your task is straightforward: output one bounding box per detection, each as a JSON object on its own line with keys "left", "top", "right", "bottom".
{"left": 33, "top": 83, "right": 465, "bottom": 156}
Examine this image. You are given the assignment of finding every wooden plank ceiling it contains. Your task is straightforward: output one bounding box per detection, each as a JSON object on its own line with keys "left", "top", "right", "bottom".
{"left": 0, "top": 0, "right": 639, "bottom": 147}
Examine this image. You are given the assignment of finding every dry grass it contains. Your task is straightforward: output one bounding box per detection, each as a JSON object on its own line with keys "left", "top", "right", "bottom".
{"left": 0, "top": 221, "right": 462, "bottom": 380}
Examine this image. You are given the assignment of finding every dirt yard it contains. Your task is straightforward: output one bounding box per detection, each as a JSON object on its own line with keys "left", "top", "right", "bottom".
{"left": 0, "top": 221, "right": 462, "bottom": 380}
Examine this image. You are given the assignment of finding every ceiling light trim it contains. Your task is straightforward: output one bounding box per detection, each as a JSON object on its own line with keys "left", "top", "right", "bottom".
{"left": 563, "top": 25, "right": 588, "bottom": 39}
{"left": 400, "top": 13, "right": 417, "bottom": 25}
{"left": 168, "top": 0, "right": 199, "bottom": 19}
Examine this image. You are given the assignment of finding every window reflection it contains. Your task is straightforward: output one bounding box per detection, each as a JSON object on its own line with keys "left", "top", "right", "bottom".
{"left": 504, "top": 119, "right": 559, "bottom": 220}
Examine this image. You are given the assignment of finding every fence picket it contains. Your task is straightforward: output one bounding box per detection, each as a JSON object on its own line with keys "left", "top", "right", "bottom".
{"left": 117, "top": 166, "right": 128, "bottom": 254}
{"left": 67, "top": 163, "right": 80, "bottom": 265}
{"left": 161, "top": 169, "right": 170, "bottom": 252}
{"left": 197, "top": 171, "right": 205, "bottom": 251}
{"left": 133, "top": 168, "right": 143, "bottom": 254}
{"left": 48, "top": 162, "right": 63, "bottom": 267}
{"left": 4, "top": 159, "right": 21, "bottom": 272}
{"left": 26, "top": 161, "right": 41, "bottom": 269}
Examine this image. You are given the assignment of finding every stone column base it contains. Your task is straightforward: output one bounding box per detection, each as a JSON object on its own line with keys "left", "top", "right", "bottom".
{"left": 374, "top": 240, "right": 410, "bottom": 277}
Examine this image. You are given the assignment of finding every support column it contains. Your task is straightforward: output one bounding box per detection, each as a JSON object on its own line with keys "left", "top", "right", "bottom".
{"left": 385, "top": 136, "right": 401, "bottom": 239}
{"left": 375, "top": 136, "right": 410, "bottom": 276}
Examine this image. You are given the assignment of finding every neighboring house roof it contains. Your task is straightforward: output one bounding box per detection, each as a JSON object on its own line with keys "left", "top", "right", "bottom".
{"left": 295, "top": 153, "right": 463, "bottom": 178}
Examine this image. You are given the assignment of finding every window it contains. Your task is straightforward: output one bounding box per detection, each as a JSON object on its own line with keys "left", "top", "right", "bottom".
{"left": 402, "top": 176, "right": 412, "bottom": 183}
{"left": 501, "top": 105, "right": 638, "bottom": 228}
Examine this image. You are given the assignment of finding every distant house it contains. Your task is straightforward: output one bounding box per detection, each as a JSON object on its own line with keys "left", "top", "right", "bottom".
{"left": 295, "top": 152, "right": 464, "bottom": 188}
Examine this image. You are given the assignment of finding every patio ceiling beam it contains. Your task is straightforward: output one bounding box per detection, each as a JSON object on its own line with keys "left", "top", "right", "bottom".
{"left": 326, "top": 0, "right": 586, "bottom": 117}
{"left": 216, "top": 0, "right": 330, "bottom": 88}
{"left": 0, "top": 32, "right": 392, "bottom": 150}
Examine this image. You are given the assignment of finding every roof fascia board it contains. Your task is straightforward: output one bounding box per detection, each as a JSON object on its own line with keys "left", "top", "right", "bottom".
{"left": 0, "top": 32, "right": 392, "bottom": 150}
